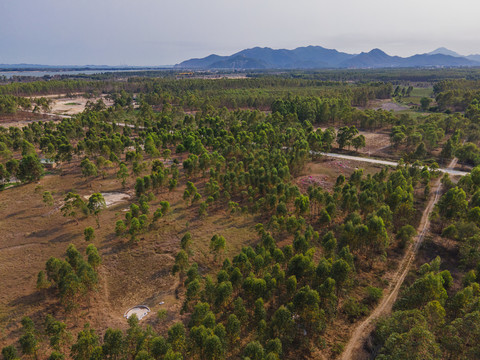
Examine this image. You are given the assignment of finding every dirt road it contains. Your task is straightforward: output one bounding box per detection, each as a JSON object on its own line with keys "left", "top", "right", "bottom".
{"left": 340, "top": 157, "right": 458, "bottom": 360}
{"left": 318, "top": 152, "right": 467, "bottom": 176}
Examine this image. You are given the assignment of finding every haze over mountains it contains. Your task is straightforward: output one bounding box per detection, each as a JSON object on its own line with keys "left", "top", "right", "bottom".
{"left": 2, "top": 46, "right": 480, "bottom": 71}
{"left": 176, "top": 46, "right": 480, "bottom": 70}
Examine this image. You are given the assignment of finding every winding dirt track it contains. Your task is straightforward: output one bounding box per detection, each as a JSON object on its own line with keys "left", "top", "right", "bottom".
{"left": 340, "top": 157, "right": 459, "bottom": 360}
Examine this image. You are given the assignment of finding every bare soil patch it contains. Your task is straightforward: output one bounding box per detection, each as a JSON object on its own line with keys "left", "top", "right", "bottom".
{"left": 363, "top": 99, "right": 411, "bottom": 112}
{"left": 49, "top": 95, "right": 113, "bottom": 115}
{"left": 83, "top": 192, "right": 132, "bottom": 207}
{"left": 0, "top": 111, "right": 59, "bottom": 128}
{"left": 297, "top": 158, "right": 386, "bottom": 193}
{"left": 316, "top": 126, "right": 392, "bottom": 158}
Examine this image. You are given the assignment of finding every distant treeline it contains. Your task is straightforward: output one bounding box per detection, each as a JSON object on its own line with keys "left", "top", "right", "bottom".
{"left": 0, "top": 77, "right": 392, "bottom": 112}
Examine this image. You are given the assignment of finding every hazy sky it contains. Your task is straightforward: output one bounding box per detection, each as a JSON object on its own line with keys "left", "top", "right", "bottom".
{"left": 1, "top": 0, "right": 480, "bottom": 65}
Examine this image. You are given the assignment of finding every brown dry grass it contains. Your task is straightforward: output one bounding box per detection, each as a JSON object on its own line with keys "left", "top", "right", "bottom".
{"left": 0, "top": 111, "right": 58, "bottom": 128}
{"left": 297, "top": 157, "right": 389, "bottom": 192}
{"left": 315, "top": 126, "right": 393, "bottom": 158}
{"left": 0, "top": 158, "right": 257, "bottom": 350}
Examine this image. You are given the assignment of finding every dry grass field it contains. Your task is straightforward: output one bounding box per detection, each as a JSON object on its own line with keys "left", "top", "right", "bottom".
{"left": 0, "top": 156, "right": 259, "bottom": 348}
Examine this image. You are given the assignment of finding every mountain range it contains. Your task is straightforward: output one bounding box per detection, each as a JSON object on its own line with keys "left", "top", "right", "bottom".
{"left": 175, "top": 46, "right": 480, "bottom": 70}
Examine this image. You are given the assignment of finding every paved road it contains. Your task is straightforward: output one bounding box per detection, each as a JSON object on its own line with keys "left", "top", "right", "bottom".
{"left": 318, "top": 152, "right": 468, "bottom": 176}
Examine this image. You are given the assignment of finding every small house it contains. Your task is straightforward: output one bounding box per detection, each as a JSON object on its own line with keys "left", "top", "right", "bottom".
{"left": 40, "top": 158, "right": 57, "bottom": 170}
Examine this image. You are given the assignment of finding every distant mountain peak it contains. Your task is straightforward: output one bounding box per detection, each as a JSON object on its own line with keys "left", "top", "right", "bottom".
{"left": 369, "top": 48, "right": 387, "bottom": 55}
{"left": 428, "top": 47, "right": 461, "bottom": 57}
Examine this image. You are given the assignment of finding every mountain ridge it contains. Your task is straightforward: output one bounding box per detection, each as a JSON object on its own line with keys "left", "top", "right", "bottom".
{"left": 175, "top": 46, "right": 480, "bottom": 70}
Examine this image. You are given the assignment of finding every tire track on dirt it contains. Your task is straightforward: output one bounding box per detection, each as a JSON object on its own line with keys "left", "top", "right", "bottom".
{"left": 340, "top": 157, "right": 458, "bottom": 360}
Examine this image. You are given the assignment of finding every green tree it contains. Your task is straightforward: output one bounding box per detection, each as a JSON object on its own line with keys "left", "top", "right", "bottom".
{"left": 331, "top": 259, "right": 351, "bottom": 289}
{"left": 18, "top": 154, "right": 44, "bottom": 182}
{"left": 180, "top": 232, "right": 192, "bottom": 254}
{"left": 172, "top": 250, "right": 189, "bottom": 284}
{"left": 2, "top": 345, "right": 18, "bottom": 360}
{"left": 243, "top": 341, "right": 264, "bottom": 360}
{"left": 19, "top": 317, "right": 38, "bottom": 359}
{"left": 204, "top": 335, "right": 224, "bottom": 360}
{"left": 47, "top": 352, "right": 65, "bottom": 360}
{"left": 115, "top": 220, "right": 126, "bottom": 236}
{"left": 271, "top": 306, "right": 295, "bottom": 345}
{"left": 337, "top": 126, "right": 359, "bottom": 150}
{"left": 352, "top": 135, "right": 366, "bottom": 152}
{"left": 19, "top": 332, "right": 38, "bottom": 358}
{"left": 86, "top": 244, "right": 102, "bottom": 269}
{"left": 420, "top": 97, "right": 432, "bottom": 111}
{"left": 83, "top": 227, "right": 95, "bottom": 242}
{"left": 80, "top": 158, "right": 98, "bottom": 179}
{"left": 151, "top": 336, "right": 169, "bottom": 359}
{"left": 294, "top": 195, "right": 310, "bottom": 215}
{"left": 44, "top": 315, "right": 71, "bottom": 352}
{"left": 437, "top": 187, "right": 467, "bottom": 220}
{"left": 135, "top": 177, "right": 145, "bottom": 197}
{"left": 71, "top": 323, "right": 99, "bottom": 360}
{"left": 226, "top": 314, "right": 241, "bottom": 345}
{"left": 396, "top": 271, "right": 447, "bottom": 310}
{"left": 87, "top": 193, "right": 106, "bottom": 228}
{"left": 43, "top": 191, "right": 54, "bottom": 206}
{"left": 378, "top": 325, "right": 441, "bottom": 359}
{"left": 167, "top": 323, "right": 186, "bottom": 354}
{"left": 117, "top": 163, "right": 129, "bottom": 188}
{"left": 61, "top": 192, "right": 86, "bottom": 225}
{"left": 36, "top": 270, "right": 50, "bottom": 289}
{"left": 210, "top": 235, "right": 226, "bottom": 263}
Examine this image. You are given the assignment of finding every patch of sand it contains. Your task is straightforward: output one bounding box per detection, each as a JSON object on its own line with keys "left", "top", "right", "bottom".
{"left": 49, "top": 95, "right": 114, "bottom": 115}
{"left": 84, "top": 192, "right": 131, "bottom": 207}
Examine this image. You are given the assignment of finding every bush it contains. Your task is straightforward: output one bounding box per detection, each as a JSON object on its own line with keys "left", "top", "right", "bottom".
{"left": 84, "top": 227, "right": 95, "bottom": 242}
{"left": 343, "top": 297, "right": 368, "bottom": 322}
{"left": 364, "top": 286, "right": 383, "bottom": 306}
{"left": 115, "top": 220, "right": 126, "bottom": 235}
{"left": 157, "top": 309, "right": 167, "bottom": 321}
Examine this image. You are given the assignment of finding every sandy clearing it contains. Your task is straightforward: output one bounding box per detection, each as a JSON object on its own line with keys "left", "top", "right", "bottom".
{"left": 365, "top": 99, "right": 411, "bottom": 112}
{"left": 84, "top": 192, "right": 132, "bottom": 207}
{"left": 48, "top": 95, "right": 114, "bottom": 115}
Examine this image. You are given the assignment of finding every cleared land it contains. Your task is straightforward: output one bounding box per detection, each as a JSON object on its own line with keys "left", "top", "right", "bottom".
{"left": 48, "top": 95, "right": 113, "bottom": 116}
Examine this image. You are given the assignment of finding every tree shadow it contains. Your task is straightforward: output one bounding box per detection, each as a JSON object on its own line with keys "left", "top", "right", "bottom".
{"left": 49, "top": 232, "right": 81, "bottom": 244}
{"left": 4, "top": 209, "right": 27, "bottom": 219}
{"left": 27, "top": 226, "right": 61, "bottom": 238}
